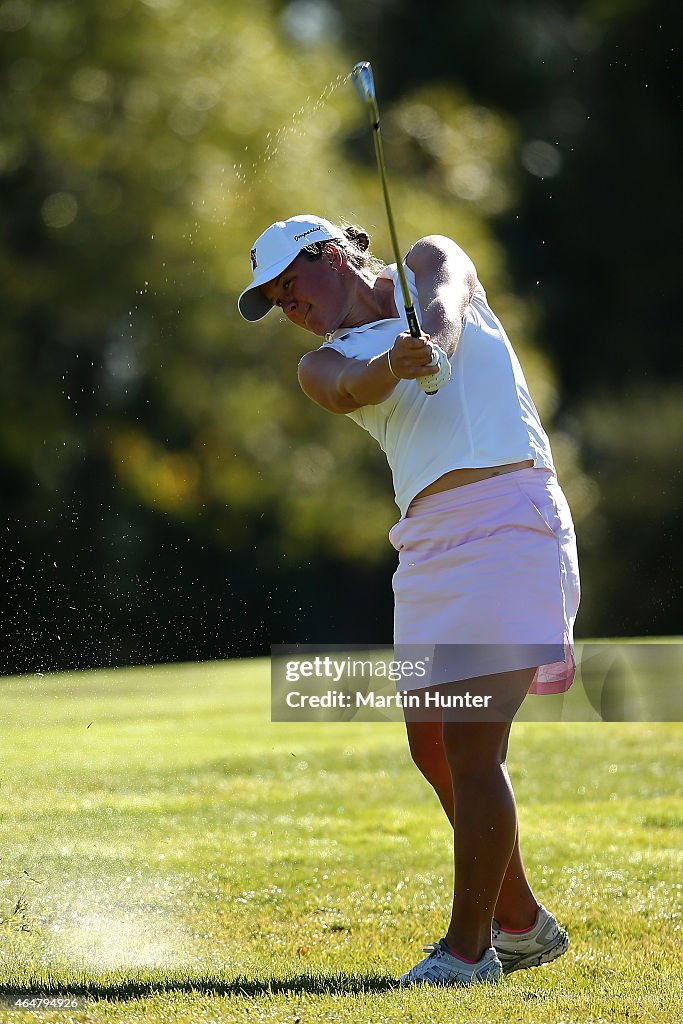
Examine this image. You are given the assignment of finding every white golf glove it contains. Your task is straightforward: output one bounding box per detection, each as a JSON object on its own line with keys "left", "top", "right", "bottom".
{"left": 416, "top": 346, "right": 451, "bottom": 395}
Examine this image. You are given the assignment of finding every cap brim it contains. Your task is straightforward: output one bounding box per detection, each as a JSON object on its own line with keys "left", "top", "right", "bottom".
{"left": 237, "top": 284, "right": 273, "bottom": 321}
{"left": 237, "top": 251, "right": 301, "bottom": 321}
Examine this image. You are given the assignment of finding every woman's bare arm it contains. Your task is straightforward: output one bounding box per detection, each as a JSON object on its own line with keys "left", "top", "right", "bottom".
{"left": 297, "top": 346, "right": 398, "bottom": 414}
{"left": 406, "top": 235, "right": 477, "bottom": 358}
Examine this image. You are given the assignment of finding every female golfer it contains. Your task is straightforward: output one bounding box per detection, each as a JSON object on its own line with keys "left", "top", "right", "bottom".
{"left": 238, "top": 214, "right": 580, "bottom": 986}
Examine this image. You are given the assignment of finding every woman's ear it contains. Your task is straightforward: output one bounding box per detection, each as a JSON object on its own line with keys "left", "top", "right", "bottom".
{"left": 323, "top": 242, "right": 345, "bottom": 270}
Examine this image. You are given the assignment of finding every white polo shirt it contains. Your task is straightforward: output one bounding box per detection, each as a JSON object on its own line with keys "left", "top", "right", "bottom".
{"left": 322, "top": 261, "right": 555, "bottom": 515}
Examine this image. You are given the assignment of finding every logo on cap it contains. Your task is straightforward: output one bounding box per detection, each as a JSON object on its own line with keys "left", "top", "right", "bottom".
{"left": 250, "top": 248, "right": 258, "bottom": 270}
{"left": 294, "top": 227, "right": 323, "bottom": 242}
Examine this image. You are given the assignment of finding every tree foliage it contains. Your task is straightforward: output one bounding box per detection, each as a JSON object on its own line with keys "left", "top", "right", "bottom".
{"left": 1, "top": 0, "right": 679, "bottom": 671}
{"left": 0, "top": 0, "right": 544, "bottom": 669}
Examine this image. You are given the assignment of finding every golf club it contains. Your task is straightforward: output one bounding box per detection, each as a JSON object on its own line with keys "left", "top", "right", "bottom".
{"left": 351, "top": 61, "right": 450, "bottom": 395}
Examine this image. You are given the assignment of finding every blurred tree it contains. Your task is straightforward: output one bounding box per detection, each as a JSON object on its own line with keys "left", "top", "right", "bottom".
{"left": 335, "top": 0, "right": 682, "bottom": 637}
{"left": 1, "top": 0, "right": 557, "bottom": 671}
{"left": 337, "top": 0, "right": 681, "bottom": 388}
{"left": 572, "top": 385, "right": 683, "bottom": 636}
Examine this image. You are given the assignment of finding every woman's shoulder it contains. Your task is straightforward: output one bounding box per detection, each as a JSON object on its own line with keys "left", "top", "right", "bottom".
{"left": 406, "top": 235, "right": 477, "bottom": 288}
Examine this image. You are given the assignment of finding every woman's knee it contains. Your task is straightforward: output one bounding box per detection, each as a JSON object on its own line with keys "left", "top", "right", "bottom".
{"left": 442, "top": 721, "right": 511, "bottom": 777}
{"left": 405, "top": 720, "right": 449, "bottom": 781}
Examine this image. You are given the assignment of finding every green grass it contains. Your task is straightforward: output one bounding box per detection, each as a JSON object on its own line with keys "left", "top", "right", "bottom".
{"left": 0, "top": 655, "right": 682, "bottom": 1023}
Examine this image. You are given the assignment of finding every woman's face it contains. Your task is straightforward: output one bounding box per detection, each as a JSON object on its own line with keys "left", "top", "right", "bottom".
{"left": 260, "top": 246, "right": 349, "bottom": 337}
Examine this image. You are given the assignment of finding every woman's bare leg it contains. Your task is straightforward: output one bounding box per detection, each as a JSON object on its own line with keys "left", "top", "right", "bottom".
{"left": 404, "top": 670, "right": 539, "bottom": 956}
{"left": 494, "top": 777, "right": 539, "bottom": 930}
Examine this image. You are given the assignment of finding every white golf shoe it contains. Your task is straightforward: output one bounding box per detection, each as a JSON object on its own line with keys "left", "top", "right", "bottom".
{"left": 398, "top": 939, "right": 503, "bottom": 986}
{"left": 492, "top": 904, "right": 568, "bottom": 975}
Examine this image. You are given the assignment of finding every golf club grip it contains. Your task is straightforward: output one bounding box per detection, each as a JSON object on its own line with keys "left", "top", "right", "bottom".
{"left": 405, "top": 306, "right": 421, "bottom": 339}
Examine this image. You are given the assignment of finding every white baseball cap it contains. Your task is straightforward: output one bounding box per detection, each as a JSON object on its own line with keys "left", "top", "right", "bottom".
{"left": 237, "top": 214, "right": 343, "bottom": 321}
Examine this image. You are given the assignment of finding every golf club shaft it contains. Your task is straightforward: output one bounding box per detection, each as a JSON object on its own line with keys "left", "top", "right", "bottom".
{"left": 352, "top": 62, "right": 420, "bottom": 339}
{"left": 370, "top": 127, "right": 421, "bottom": 339}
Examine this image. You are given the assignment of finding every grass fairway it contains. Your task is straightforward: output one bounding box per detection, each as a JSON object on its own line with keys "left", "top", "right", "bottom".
{"left": 1, "top": 656, "right": 681, "bottom": 1023}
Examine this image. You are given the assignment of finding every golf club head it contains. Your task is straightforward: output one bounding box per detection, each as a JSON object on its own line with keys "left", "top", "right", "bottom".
{"left": 351, "top": 61, "right": 379, "bottom": 124}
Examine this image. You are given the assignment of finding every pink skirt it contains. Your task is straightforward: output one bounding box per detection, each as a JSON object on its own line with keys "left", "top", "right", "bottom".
{"left": 389, "top": 468, "right": 581, "bottom": 693}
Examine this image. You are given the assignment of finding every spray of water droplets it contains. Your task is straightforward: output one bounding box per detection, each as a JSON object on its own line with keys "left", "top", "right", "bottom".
{"left": 232, "top": 71, "right": 352, "bottom": 192}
